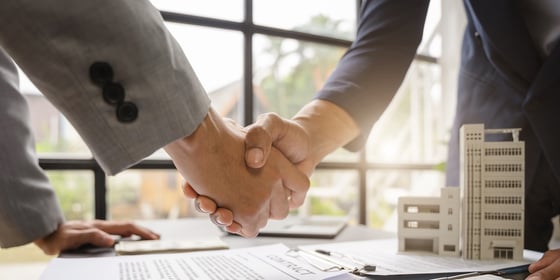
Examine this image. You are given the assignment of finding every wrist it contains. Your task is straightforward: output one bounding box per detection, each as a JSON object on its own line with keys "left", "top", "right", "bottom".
{"left": 164, "top": 108, "right": 224, "bottom": 178}
{"left": 293, "top": 99, "right": 359, "bottom": 166}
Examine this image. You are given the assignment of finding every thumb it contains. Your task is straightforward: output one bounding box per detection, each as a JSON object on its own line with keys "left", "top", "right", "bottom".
{"left": 245, "top": 113, "right": 278, "bottom": 168}
{"left": 83, "top": 229, "right": 115, "bottom": 248}
{"left": 65, "top": 228, "right": 114, "bottom": 251}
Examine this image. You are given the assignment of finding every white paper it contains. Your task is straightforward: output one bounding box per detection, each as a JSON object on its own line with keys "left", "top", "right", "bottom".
{"left": 40, "top": 244, "right": 350, "bottom": 280}
{"left": 298, "top": 239, "right": 541, "bottom": 276}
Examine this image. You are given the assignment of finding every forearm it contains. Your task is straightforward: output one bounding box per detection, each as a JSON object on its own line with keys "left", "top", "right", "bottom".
{"left": 292, "top": 99, "right": 360, "bottom": 167}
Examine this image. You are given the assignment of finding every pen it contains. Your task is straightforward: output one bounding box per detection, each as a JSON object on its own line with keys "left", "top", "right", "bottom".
{"left": 432, "top": 264, "right": 530, "bottom": 280}
{"left": 494, "top": 264, "right": 530, "bottom": 276}
{"left": 314, "top": 249, "right": 376, "bottom": 272}
{"left": 433, "top": 271, "right": 484, "bottom": 280}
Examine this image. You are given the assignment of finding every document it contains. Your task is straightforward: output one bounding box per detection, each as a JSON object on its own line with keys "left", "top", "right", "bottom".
{"left": 297, "top": 239, "right": 542, "bottom": 277}
{"left": 40, "top": 244, "right": 351, "bottom": 280}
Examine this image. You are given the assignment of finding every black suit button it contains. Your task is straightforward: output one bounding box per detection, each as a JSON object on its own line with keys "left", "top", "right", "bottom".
{"left": 102, "top": 82, "right": 125, "bottom": 105}
{"left": 90, "top": 62, "right": 114, "bottom": 86}
{"left": 116, "top": 102, "right": 138, "bottom": 123}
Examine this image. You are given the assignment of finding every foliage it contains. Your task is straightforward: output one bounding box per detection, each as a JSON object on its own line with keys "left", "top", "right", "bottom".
{"left": 258, "top": 15, "right": 350, "bottom": 117}
{"left": 46, "top": 171, "right": 93, "bottom": 220}
{"left": 309, "top": 197, "right": 346, "bottom": 216}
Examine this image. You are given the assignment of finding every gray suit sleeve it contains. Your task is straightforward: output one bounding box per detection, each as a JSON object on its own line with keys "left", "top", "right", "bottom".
{"left": 0, "top": 0, "right": 211, "bottom": 175}
{"left": 0, "top": 48, "right": 64, "bottom": 248}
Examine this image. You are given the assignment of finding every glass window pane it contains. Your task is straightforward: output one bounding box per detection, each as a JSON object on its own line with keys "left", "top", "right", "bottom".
{"left": 150, "top": 0, "right": 243, "bottom": 22}
{"left": 365, "top": 61, "right": 448, "bottom": 164}
{"left": 253, "top": 34, "right": 346, "bottom": 119}
{"left": 366, "top": 169, "right": 445, "bottom": 231}
{"left": 293, "top": 169, "right": 358, "bottom": 224}
{"left": 253, "top": 34, "right": 356, "bottom": 161}
{"left": 108, "top": 170, "right": 201, "bottom": 220}
{"left": 254, "top": 0, "right": 357, "bottom": 40}
{"left": 167, "top": 23, "right": 243, "bottom": 123}
{"left": 47, "top": 171, "right": 95, "bottom": 220}
{"left": 19, "top": 69, "right": 91, "bottom": 157}
{"left": 145, "top": 24, "right": 244, "bottom": 160}
{"left": 418, "top": 0, "right": 442, "bottom": 57}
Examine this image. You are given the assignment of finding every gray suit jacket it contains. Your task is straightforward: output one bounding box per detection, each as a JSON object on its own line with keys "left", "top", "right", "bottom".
{"left": 0, "top": 48, "right": 64, "bottom": 248}
{"left": 0, "top": 0, "right": 211, "bottom": 247}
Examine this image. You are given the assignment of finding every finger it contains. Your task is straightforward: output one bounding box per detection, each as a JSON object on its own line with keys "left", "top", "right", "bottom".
{"left": 529, "top": 250, "right": 560, "bottom": 272}
{"left": 195, "top": 195, "right": 218, "bottom": 214}
{"left": 92, "top": 220, "right": 160, "bottom": 240}
{"left": 65, "top": 228, "right": 115, "bottom": 250}
{"left": 239, "top": 226, "right": 260, "bottom": 238}
{"left": 269, "top": 148, "right": 310, "bottom": 208}
{"left": 245, "top": 113, "right": 280, "bottom": 168}
{"left": 209, "top": 214, "right": 222, "bottom": 227}
{"left": 182, "top": 182, "right": 199, "bottom": 199}
{"left": 268, "top": 183, "right": 290, "bottom": 219}
{"left": 211, "top": 208, "right": 235, "bottom": 226}
{"left": 528, "top": 257, "right": 560, "bottom": 280}
{"left": 225, "top": 222, "right": 242, "bottom": 234}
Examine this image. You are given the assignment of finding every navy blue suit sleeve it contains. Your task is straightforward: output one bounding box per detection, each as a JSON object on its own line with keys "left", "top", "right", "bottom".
{"left": 316, "top": 0, "right": 430, "bottom": 151}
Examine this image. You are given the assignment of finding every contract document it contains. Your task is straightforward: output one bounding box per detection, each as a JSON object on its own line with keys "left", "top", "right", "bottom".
{"left": 40, "top": 243, "right": 350, "bottom": 280}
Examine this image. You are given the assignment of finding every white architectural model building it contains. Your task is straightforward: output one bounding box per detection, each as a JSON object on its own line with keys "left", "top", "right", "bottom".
{"left": 398, "top": 124, "right": 525, "bottom": 261}
{"left": 461, "top": 124, "right": 525, "bottom": 260}
{"left": 398, "top": 187, "right": 460, "bottom": 257}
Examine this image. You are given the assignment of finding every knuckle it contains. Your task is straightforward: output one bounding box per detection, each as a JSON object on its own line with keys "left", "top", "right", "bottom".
{"left": 301, "top": 178, "right": 311, "bottom": 191}
{"left": 267, "top": 113, "right": 282, "bottom": 126}
{"left": 248, "top": 126, "right": 267, "bottom": 137}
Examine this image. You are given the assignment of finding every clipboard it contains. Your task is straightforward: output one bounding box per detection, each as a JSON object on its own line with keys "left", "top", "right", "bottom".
{"left": 296, "top": 239, "right": 539, "bottom": 279}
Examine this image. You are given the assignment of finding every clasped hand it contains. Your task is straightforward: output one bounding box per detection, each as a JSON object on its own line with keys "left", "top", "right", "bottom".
{"left": 164, "top": 109, "right": 310, "bottom": 237}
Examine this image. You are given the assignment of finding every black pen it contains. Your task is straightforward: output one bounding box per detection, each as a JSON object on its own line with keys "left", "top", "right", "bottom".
{"left": 433, "top": 264, "right": 530, "bottom": 280}
{"left": 494, "top": 264, "right": 530, "bottom": 276}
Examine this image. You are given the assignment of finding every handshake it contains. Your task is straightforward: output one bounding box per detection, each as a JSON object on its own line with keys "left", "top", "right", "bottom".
{"left": 163, "top": 100, "right": 360, "bottom": 238}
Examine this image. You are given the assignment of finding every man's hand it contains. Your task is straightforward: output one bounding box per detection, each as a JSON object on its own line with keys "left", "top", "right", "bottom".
{"left": 165, "top": 108, "right": 309, "bottom": 237}
{"left": 33, "top": 220, "right": 160, "bottom": 255}
{"left": 527, "top": 249, "right": 560, "bottom": 280}
{"left": 244, "top": 112, "right": 315, "bottom": 208}
{"left": 181, "top": 113, "right": 315, "bottom": 232}
{"left": 183, "top": 101, "right": 360, "bottom": 234}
